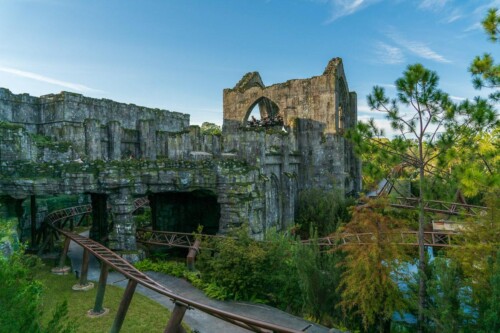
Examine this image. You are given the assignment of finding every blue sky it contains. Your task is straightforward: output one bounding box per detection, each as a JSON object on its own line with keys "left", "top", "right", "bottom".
{"left": 0, "top": 0, "right": 497, "bottom": 133}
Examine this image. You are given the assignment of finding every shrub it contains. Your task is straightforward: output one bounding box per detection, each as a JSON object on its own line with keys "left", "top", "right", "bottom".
{"left": 196, "top": 225, "right": 302, "bottom": 311}
{"left": 0, "top": 247, "right": 75, "bottom": 333}
{"left": 295, "top": 188, "right": 353, "bottom": 238}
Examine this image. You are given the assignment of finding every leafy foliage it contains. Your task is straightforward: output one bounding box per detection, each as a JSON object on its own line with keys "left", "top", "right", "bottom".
{"left": 0, "top": 248, "right": 75, "bottom": 333}
{"left": 425, "top": 257, "right": 472, "bottom": 333}
{"left": 294, "top": 235, "right": 345, "bottom": 327}
{"left": 338, "top": 199, "right": 409, "bottom": 332}
{"left": 200, "top": 122, "right": 222, "bottom": 136}
{"left": 470, "top": 8, "right": 500, "bottom": 102}
{"left": 295, "top": 188, "right": 353, "bottom": 238}
{"left": 197, "top": 225, "right": 301, "bottom": 310}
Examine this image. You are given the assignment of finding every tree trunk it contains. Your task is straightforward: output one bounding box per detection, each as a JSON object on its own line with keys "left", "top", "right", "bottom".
{"left": 418, "top": 148, "right": 427, "bottom": 332}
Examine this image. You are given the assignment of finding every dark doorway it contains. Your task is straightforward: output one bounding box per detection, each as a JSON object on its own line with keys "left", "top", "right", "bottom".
{"left": 154, "top": 190, "right": 220, "bottom": 235}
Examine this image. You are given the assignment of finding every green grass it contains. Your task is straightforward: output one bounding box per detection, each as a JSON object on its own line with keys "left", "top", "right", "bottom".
{"left": 34, "top": 262, "right": 190, "bottom": 333}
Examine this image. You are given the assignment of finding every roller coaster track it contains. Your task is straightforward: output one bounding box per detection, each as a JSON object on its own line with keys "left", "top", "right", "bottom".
{"left": 44, "top": 199, "right": 305, "bottom": 333}
{"left": 305, "top": 231, "right": 456, "bottom": 247}
{"left": 42, "top": 195, "right": 487, "bottom": 332}
{"left": 388, "top": 197, "right": 487, "bottom": 217}
{"left": 136, "top": 228, "right": 457, "bottom": 248}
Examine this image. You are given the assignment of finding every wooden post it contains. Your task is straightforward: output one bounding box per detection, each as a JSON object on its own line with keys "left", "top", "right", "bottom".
{"left": 30, "top": 195, "right": 37, "bottom": 246}
{"left": 186, "top": 239, "right": 201, "bottom": 271}
{"left": 58, "top": 237, "right": 71, "bottom": 268}
{"left": 164, "top": 302, "right": 188, "bottom": 333}
{"left": 91, "top": 264, "right": 109, "bottom": 314}
{"left": 109, "top": 279, "right": 137, "bottom": 333}
{"left": 80, "top": 248, "right": 90, "bottom": 285}
{"left": 51, "top": 236, "right": 71, "bottom": 275}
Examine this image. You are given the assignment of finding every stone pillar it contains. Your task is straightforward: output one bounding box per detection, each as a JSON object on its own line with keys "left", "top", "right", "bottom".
{"left": 90, "top": 193, "right": 108, "bottom": 243}
{"left": 189, "top": 125, "right": 200, "bottom": 151}
{"left": 107, "top": 121, "right": 122, "bottom": 160}
{"left": 137, "top": 119, "right": 157, "bottom": 160}
{"left": 84, "top": 119, "right": 101, "bottom": 160}
{"left": 107, "top": 188, "right": 136, "bottom": 251}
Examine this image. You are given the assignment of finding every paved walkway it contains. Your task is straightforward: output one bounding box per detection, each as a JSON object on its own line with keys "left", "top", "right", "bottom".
{"left": 66, "top": 235, "right": 331, "bottom": 333}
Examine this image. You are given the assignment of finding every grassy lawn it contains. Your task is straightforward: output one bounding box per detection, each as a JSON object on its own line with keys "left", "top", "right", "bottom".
{"left": 35, "top": 262, "right": 189, "bottom": 333}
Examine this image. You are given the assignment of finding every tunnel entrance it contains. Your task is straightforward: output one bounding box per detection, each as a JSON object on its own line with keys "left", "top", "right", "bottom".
{"left": 152, "top": 190, "right": 220, "bottom": 235}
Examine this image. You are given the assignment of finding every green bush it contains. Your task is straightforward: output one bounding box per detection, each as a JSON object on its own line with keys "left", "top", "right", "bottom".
{"left": 196, "top": 225, "right": 302, "bottom": 311}
{"left": 295, "top": 188, "right": 354, "bottom": 238}
{"left": 294, "top": 237, "right": 345, "bottom": 327}
{"left": 134, "top": 259, "right": 186, "bottom": 277}
{"left": 0, "top": 248, "right": 75, "bottom": 333}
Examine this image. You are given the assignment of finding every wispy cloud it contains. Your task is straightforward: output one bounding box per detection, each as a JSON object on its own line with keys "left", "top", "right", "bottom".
{"left": 404, "top": 42, "right": 451, "bottom": 63}
{"left": 0, "top": 66, "right": 102, "bottom": 93}
{"left": 473, "top": 0, "right": 500, "bottom": 16}
{"left": 321, "top": 0, "right": 380, "bottom": 23}
{"left": 387, "top": 32, "right": 451, "bottom": 63}
{"left": 375, "top": 42, "right": 405, "bottom": 64}
{"left": 418, "top": 0, "right": 450, "bottom": 12}
{"left": 464, "top": 22, "right": 482, "bottom": 32}
{"left": 444, "top": 8, "right": 463, "bottom": 23}
{"left": 450, "top": 95, "right": 466, "bottom": 101}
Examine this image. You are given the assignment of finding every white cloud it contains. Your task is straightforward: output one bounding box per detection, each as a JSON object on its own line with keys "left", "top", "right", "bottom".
{"left": 473, "top": 0, "right": 500, "bottom": 16}
{"left": 404, "top": 41, "right": 451, "bottom": 63}
{"left": 0, "top": 66, "right": 102, "bottom": 93}
{"left": 444, "top": 8, "right": 463, "bottom": 23}
{"left": 358, "top": 104, "right": 372, "bottom": 113}
{"left": 375, "top": 42, "right": 405, "bottom": 64}
{"left": 418, "top": 0, "right": 450, "bottom": 12}
{"left": 450, "top": 95, "right": 466, "bottom": 101}
{"left": 323, "top": 0, "right": 380, "bottom": 23}
{"left": 464, "top": 22, "right": 482, "bottom": 32}
{"left": 388, "top": 32, "right": 451, "bottom": 63}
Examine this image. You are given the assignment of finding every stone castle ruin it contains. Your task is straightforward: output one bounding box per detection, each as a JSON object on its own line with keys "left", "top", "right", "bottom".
{"left": 0, "top": 57, "right": 360, "bottom": 253}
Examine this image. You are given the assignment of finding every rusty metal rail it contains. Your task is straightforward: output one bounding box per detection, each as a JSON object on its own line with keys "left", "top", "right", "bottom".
{"left": 138, "top": 227, "right": 458, "bottom": 249}
{"left": 308, "top": 231, "right": 457, "bottom": 248}
{"left": 136, "top": 228, "right": 225, "bottom": 249}
{"left": 44, "top": 200, "right": 304, "bottom": 333}
{"left": 390, "top": 197, "right": 487, "bottom": 217}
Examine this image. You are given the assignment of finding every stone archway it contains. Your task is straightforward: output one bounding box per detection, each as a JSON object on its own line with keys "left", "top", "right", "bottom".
{"left": 245, "top": 96, "right": 281, "bottom": 127}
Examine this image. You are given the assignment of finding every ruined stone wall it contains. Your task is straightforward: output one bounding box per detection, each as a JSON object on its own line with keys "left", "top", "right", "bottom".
{"left": 0, "top": 57, "right": 361, "bottom": 250}
{"left": 0, "top": 88, "right": 189, "bottom": 132}
{"left": 0, "top": 88, "right": 223, "bottom": 162}
{"left": 222, "top": 58, "right": 362, "bottom": 231}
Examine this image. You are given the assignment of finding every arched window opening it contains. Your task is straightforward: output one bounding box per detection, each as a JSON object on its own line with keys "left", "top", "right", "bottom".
{"left": 245, "top": 97, "right": 283, "bottom": 128}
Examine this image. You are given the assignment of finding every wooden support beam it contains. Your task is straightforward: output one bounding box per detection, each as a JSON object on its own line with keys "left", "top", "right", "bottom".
{"left": 91, "top": 264, "right": 109, "bottom": 315}
{"left": 80, "top": 248, "right": 90, "bottom": 285}
{"left": 51, "top": 236, "right": 71, "bottom": 275}
{"left": 186, "top": 239, "right": 201, "bottom": 271}
{"left": 164, "top": 302, "right": 188, "bottom": 333}
{"left": 58, "top": 237, "right": 71, "bottom": 268}
{"left": 109, "top": 279, "right": 137, "bottom": 333}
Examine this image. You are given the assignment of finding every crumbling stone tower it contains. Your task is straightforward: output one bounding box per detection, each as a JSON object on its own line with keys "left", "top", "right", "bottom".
{"left": 222, "top": 57, "right": 361, "bottom": 232}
